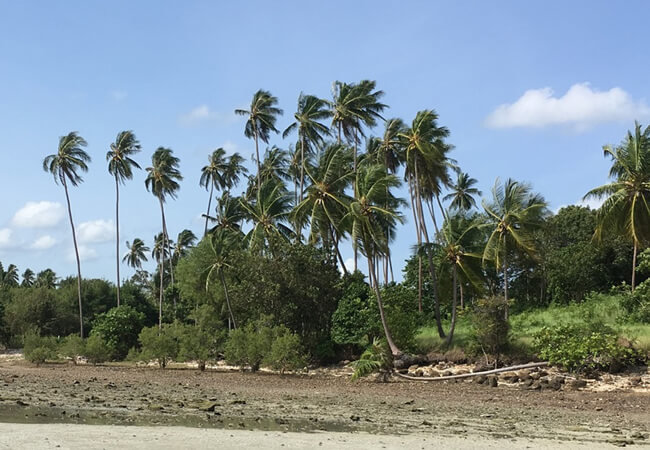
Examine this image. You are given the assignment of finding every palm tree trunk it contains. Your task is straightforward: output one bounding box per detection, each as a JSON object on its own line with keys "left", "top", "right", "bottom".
{"left": 115, "top": 174, "right": 121, "bottom": 308}
{"left": 204, "top": 182, "right": 214, "bottom": 237}
{"left": 158, "top": 197, "right": 167, "bottom": 330}
{"left": 388, "top": 253, "right": 394, "bottom": 283}
{"left": 254, "top": 127, "right": 261, "bottom": 192}
{"left": 300, "top": 134, "right": 306, "bottom": 202}
{"left": 367, "top": 254, "right": 400, "bottom": 357}
{"left": 219, "top": 269, "right": 237, "bottom": 329}
{"left": 632, "top": 241, "right": 638, "bottom": 292}
{"left": 407, "top": 176, "right": 423, "bottom": 313}
{"left": 62, "top": 176, "right": 84, "bottom": 338}
{"left": 460, "top": 283, "right": 464, "bottom": 309}
{"left": 331, "top": 227, "right": 348, "bottom": 275}
{"left": 503, "top": 247, "right": 509, "bottom": 321}
{"left": 445, "top": 265, "right": 458, "bottom": 346}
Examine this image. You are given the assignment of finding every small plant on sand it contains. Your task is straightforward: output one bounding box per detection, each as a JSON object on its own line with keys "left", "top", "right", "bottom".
{"left": 351, "top": 338, "right": 392, "bottom": 381}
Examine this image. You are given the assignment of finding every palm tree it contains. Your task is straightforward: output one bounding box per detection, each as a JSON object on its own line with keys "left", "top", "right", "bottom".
{"left": 172, "top": 229, "right": 197, "bottom": 266}
{"left": 223, "top": 153, "right": 248, "bottom": 191}
{"left": 43, "top": 131, "right": 91, "bottom": 337}
{"left": 123, "top": 238, "right": 150, "bottom": 270}
{"left": 292, "top": 143, "right": 354, "bottom": 271}
{"left": 107, "top": 130, "right": 142, "bottom": 307}
{"left": 343, "top": 163, "right": 405, "bottom": 357}
{"left": 444, "top": 172, "right": 482, "bottom": 211}
{"left": 145, "top": 147, "right": 182, "bottom": 329}
{"left": 204, "top": 191, "right": 246, "bottom": 234}
{"left": 283, "top": 94, "right": 331, "bottom": 202}
{"left": 205, "top": 228, "right": 240, "bottom": 329}
{"left": 235, "top": 90, "right": 283, "bottom": 191}
{"left": 200, "top": 148, "right": 229, "bottom": 236}
{"left": 584, "top": 122, "right": 650, "bottom": 291}
{"left": 35, "top": 269, "right": 57, "bottom": 289}
{"left": 2, "top": 264, "right": 19, "bottom": 287}
{"left": 21, "top": 268, "right": 35, "bottom": 287}
{"left": 240, "top": 179, "right": 293, "bottom": 253}
{"left": 482, "top": 178, "right": 548, "bottom": 319}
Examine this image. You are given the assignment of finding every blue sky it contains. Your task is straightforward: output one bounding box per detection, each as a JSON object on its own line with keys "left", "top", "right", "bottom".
{"left": 0, "top": 1, "right": 648, "bottom": 281}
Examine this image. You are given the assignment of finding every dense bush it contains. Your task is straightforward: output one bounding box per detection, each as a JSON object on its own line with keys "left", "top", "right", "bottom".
{"left": 175, "top": 323, "right": 226, "bottom": 371}
{"left": 469, "top": 296, "right": 510, "bottom": 360}
{"left": 84, "top": 333, "right": 114, "bottom": 364}
{"left": 330, "top": 272, "right": 373, "bottom": 348}
{"left": 620, "top": 281, "right": 650, "bottom": 323}
{"left": 264, "top": 329, "right": 307, "bottom": 373}
{"left": 138, "top": 325, "right": 178, "bottom": 368}
{"left": 59, "top": 334, "right": 85, "bottom": 363}
{"left": 4, "top": 287, "right": 78, "bottom": 338}
{"left": 91, "top": 306, "right": 145, "bottom": 360}
{"left": 533, "top": 322, "right": 643, "bottom": 373}
{"left": 371, "top": 284, "right": 421, "bottom": 352}
{"left": 23, "top": 330, "right": 58, "bottom": 366}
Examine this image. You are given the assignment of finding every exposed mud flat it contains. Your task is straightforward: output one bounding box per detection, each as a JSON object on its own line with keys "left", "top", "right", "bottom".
{"left": 0, "top": 359, "right": 648, "bottom": 448}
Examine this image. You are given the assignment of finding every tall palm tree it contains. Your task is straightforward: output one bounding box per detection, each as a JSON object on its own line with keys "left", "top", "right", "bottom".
{"left": 235, "top": 90, "right": 283, "bottom": 191}
{"left": 2, "top": 264, "right": 19, "bottom": 287}
{"left": 292, "top": 143, "right": 354, "bottom": 271}
{"left": 21, "top": 268, "right": 35, "bottom": 288}
{"left": 205, "top": 228, "right": 240, "bottom": 329}
{"left": 240, "top": 179, "right": 293, "bottom": 253}
{"left": 584, "top": 122, "right": 650, "bottom": 291}
{"left": 223, "top": 153, "right": 248, "bottom": 191}
{"left": 283, "top": 94, "right": 331, "bottom": 202}
{"left": 123, "top": 238, "right": 150, "bottom": 271}
{"left": 444, "top": 172, "right": 482, "bottom": 211}
{"left": 43, "top": 131, "right": 91, "bottom": 337}
{"left": 107, "top": 130, "right": 142, "bottom": 307}
{"left": 172, "top": 229, "right": 197, "bottom": 266}
{"left": 482, "top": 178, "right": 548, "bottom": 319}
{"left": 200, "top": 148, "right": 229, "bottom": 236}
{"left": 343, "top": 163, "right": 404, "bottom": 356}
{"left": 145, "top": 147, "right": 182, "bottom": 329}
{"left": 204, "top": 191, "right": 246, "bottom": 234}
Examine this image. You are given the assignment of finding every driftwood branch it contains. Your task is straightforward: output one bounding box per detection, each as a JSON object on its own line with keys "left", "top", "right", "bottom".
{"left": 394, "top": 361, "right": 549, "bottom": 382}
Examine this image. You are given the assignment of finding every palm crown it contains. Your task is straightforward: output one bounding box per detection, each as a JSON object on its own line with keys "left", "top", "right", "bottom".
{"left": 43, "top": 132, "right": 91, "bottom": 186}
{"left": 145, "top": 147, "right": 183, "bottom": 201}
{"left": 107, "top": 130, "right": 141, "bottom": 182}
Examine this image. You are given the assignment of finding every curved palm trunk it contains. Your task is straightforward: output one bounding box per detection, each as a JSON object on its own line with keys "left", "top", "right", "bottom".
{"left": 503, "top": 244, "right": 509, "bottom": 321}
{"left": 367, "top": 254, "right": 400, "bottom": 356}
{"left": 254, "top": 127, "right": 261, "bottom": 192}
{"left": 204, "top": 182, "right": 215, "bottom": 237}
{"left": 632, "top": 241, "right": 638, "bottom": 292}
{"left": 300, "top": 134, "right": 306, "bottom": 203}
{"left": 115, "top": 175, "right": 121, "bottom": 307}
{"left": 330, "top": 227, "right": 348, "bottom": 275}
{"left": 62, "top": 176, "right": 84, "bottom": 338}
{"left": 158, "top": 197, "right": 167, "bottom": 330}
{"left": 407, "top": 176, "right": 423, "bottom": 312}
{"left": 219, "top": 269, "right": 236, "bottom": 329}
{"left": 445, "top": 265, "right": 458, "bottom": 346}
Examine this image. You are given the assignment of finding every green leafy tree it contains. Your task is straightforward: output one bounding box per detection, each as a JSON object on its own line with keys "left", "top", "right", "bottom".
{"left": 145, "top": 147, "right": 182, "bottom": 329}
{"left": 91, "top": 305, "right": 145, "bottom": 360}
{"left": 235, "top": 90, "right": 283, "bottom": 191}
{"left": 43, "top": 131, "right": 91, "bottom": 337}
{"left": 584, "top": 121, "right": 650, "bottom": 291}
{"left": 138, "top": 324, "right": 178, "bottom": 368}
{"left": 107, "top": 130, "right": 142, "bottom": 307}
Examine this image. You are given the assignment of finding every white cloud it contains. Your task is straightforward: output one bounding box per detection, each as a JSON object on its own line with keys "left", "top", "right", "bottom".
{"left": 0, "top": 229, "right": 14, "bottom": 249}
{"left": 344, "top": 258, "right": 355, "bottom": 274}
{"left": 110, "top": 90, "right": 127, "bottom": 102}
{"left": 12, "top": 201, "right": 64, "bottom": 228}
{"left": 485, "top": 83, "right": 650, "bottom": 130}
{"left": 67, "top": 245, "right": 98, "bottom": 262}
{"left": 222, "top": 140, "right": 246, "bottom": 154}
{"left": 78, "top": 220, "right": 115, "bottom": 244}
{"left": 179, "top": 105, "right": 238, "bottom": 126}
{"left": 578, "top": 196, "right": 605, "bottom": 210}
{"left": 30, "top": 235, "right": 58, "bottom": 250}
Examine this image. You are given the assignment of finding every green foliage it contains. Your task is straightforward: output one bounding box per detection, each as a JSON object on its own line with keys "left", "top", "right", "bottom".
{"left": 330, "top": 272, "right": 372, "bottom": 346}
{"left": 469, "top": 296, "right": 510, "bottom": 358}
{"left": 620, "top": 280, "right": 650, "bottom": 323}
{"left": 175, "top": 323, "right": 226, "bottom": 371}
{"left": 224, "top": 316, "right": 275, "bottom": 371}
{"left": 91, "top": 306, "right": 145, "bottom": 360}
{"left": 264, "top": 329, "right": 307, "bottom": 373}
{"left": 350, "top": 339, "right": 392, "bottom": 381}
{"left": 4, "top": 287, "right": 78, "bottom": 338}
{"left": 138, "top": 325, "right": 179, "bottom": 368}
{"left": 23, "top": 330, "right": 57, "bottom": 366}
{"left": 370, "top": 284, "right": 420, "bottom": 352}
{"left": 59, "top": 334, "right": 85, "bottom": 363}
{"left": 84, "top": 333, "right": 114, "bottom": 365}
{"left": 533, "top": 322, "right": 643, "bottom": 373}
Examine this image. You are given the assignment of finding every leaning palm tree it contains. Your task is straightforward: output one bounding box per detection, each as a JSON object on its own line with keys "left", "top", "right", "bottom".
{"left": 584, "top": 122, "right": 650, "bottom": 291}
{"left": 21, "top": 268, "right": 35, "bottom": 288}
{"left": 200, "top": 148, "right": 229, "bottom": 236}
{"left": 123, "top": 238, "right": 150, "bottom": 271}
{"left": 107, "top": 130, "right": 142, "bottom": 307}
{"left": 482, "top": 178, "right": 548, "bottom": 319}
{"left": 43, "top": 131, "right": 91, "bottom": 337}
{"left": 2, "top": 264, "right": 19, "bottom": 287}
{"left": 283, "top": 94, "right": 331, "bottom": 202}
{"left": 145, "top": 147, "right": 182, "bottom": 329}
{"left": 444, "top": 172, "right": 482, "bottom": 211}
{"left": 343, "top": 163, "right": 405, "bottom": 357}
{"left": 235, "top": 90, "right": 283, "bottom": 191}
{"left": 205, "top": 228, "right": 240, "bottom": 329}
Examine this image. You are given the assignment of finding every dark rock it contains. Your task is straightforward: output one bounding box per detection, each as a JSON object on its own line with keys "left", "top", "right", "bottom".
{"left": 629, "top": 377, "right": 642, "bottom": 386}
{"left": 488, "top": 376, "right": 498, "bottom": 388}
{"left": 350, "top": 415, "right": 361, "bottom": 421}
{"left": 474, "top": 375, "right": 487, "bottom": 385}
{"left": 567, "top": 379, "right": 587, "bottom": 390}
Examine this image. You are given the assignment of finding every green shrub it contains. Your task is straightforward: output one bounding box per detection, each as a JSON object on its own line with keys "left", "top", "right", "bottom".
{"left": 84, "top": 333, "right": 113, "bottom": 365}
{"left": 224, "top": 316, "right": 275, "bottom": 371}
{"left": 176, "top": 323, "right": 226, "bottom": 371}
{"left": 620, "top": 280, "right": 650, "bottom": 323}
{"left": 331, "top": 273, "right": 373, "bottom": 347}
{"left": 469, "top": 296, "right": 510, "bottom": 360}
{"left": 23, "top": 330, "right": 57, "bottom": 366}
{"left": 264, "top": 328, "right": 307, "bottom": 373}
{"left": 370, "top": 284, "right": 420, "bottom": 352}
{"left": 91, "top": 306, "right": 145, "bottom": 360}
{"left": 59, "top": 334, "right": 85, "bottom": 364}
{"left": 138, "top": 325, "right": 178, "bottom": 368}
{"left": 350, "top": 338, "right": 392, "bottom": 381}
{"left": 533, "top": 322, "right": 643, "bottom": 373}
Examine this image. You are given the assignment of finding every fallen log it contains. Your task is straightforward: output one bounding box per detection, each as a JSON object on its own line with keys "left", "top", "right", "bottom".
{"left": 394, "top": 361, "right": 549, "bottom": 381}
